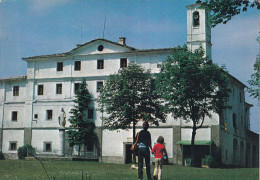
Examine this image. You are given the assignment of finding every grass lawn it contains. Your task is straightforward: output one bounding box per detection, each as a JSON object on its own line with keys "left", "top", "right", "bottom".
{"left": 0, "top": 160, "right": 258, "bottom": 180}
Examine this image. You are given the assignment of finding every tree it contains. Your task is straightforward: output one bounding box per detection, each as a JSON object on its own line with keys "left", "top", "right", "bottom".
{"left": 97, "top": 62, "right": 165, "bottom": 161}
{"left": 247, "top": 54, "right": 260, "bottom": 100}
{"left": 201, "top": 0, "right": 260, "bottom": 27}
{"left": 68, "top": 80, "right": 95, "bottom": 155}
{"left": 155, "top": 45, "right": 231, "bottom": 166}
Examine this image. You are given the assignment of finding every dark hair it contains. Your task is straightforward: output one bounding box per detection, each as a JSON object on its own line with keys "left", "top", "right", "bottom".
{"left": 143, "top": 121, "right": 149, "bottom": 130}
{"left": 157, "top": 136, "right": 164, "bottom": 144}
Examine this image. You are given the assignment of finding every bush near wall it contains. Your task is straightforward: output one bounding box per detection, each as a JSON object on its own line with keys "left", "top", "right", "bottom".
{"left": 206, "top": 155, "right": 218, "bottom": 168}
{"left": 0, "top": 151, "right": 4, "bottom": 160}
{"left": 17, "top": 145, "right": 35, "bottom": 159}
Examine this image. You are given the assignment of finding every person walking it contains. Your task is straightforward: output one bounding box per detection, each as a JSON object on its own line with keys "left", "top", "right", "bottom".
{"left": 137, "top": 121, "right": 152, "bottom": 180}
{"left": 151, "top": 136, "right": 168, "bottom": 180}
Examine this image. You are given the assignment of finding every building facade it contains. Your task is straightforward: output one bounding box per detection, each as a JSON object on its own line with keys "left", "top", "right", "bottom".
{"left": 0, "top": 1, "right": 258, "bottom": 167}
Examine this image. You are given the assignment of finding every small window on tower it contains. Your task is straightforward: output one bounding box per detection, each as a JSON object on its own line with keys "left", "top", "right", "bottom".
{"left": 193, "top": 11, "right": 200, "bottom": 27}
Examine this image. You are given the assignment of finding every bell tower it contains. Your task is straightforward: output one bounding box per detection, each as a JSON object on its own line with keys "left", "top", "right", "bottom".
{"left": 186, "top": 0, "right": 212, "bottom": 59}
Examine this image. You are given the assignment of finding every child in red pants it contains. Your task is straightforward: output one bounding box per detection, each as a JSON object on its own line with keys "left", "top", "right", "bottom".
{"left": 152, "top": 136, "right": 168, "bottom": 180}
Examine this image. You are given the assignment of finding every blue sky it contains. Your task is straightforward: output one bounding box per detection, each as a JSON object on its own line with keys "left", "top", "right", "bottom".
{"left": 0, "top": 0, "right": 258, "bottom": 133}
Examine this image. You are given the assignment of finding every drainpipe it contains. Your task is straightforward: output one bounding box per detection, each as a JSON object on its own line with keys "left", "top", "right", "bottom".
{"left": 30, "top": 61, "right": 36, "bottom": 145}
{"left": 1, "top": 83, "right": 6, "bottom": 152}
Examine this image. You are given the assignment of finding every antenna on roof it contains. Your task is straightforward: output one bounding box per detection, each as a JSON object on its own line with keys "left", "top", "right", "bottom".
{"left": 79, "top": 21, "right": 87, "bottom": 44}
{"left": 102, "top": 14, "right": 106, "bottom": 39}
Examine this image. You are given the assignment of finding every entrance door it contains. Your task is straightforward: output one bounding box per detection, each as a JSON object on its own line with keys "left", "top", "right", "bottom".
{"left": 125, "top": 144, "right": 133, "bottom": 164}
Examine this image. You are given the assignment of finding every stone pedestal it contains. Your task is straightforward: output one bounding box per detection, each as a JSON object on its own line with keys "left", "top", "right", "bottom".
{"left": 59, "top": 128, "right": 65, "bottom": 156}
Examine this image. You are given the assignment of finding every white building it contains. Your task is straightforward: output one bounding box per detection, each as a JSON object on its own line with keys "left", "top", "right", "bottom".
{"left": 0, "top": 1, "right": 258, "bottom": 167}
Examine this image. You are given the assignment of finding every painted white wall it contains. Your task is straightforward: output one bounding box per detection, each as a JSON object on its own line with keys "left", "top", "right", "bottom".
{"left": 31, "top": 129, "right": 60, "bottom": 154}
{"left": 3, "top": 104, "right": 25, "bottom": 128}
{"left": 2, "top": 130, "right": 24, "bottom": 153}
{"left": 102, "top": 128, "right": 173, "bottom": 158}
{"left": 181, "top": 127, "right": 211, "bottom": 141}
{"left": 5, "top": 81, "right": 26, "bottom": 102}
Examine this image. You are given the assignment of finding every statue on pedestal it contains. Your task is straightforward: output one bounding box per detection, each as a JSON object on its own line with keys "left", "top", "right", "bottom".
{"left": 58, "top": 108, "right": 66, "bottom": 128}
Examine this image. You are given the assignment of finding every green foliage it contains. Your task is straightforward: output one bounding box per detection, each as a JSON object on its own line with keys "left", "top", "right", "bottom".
{"left": 97, "top": 62, "right": 165, "bottom": 131}
{"left": 67, "top": 80, "right": 95, "bottom": 148}
{"left": 206, "top": 155, "right": 218, "bottom": 168}
{"left": 201, "top": 0, "right": 260, "bottom": 27}
{"left": 156, "top": 45, "right": 230, "bottom": 123}
{"left": 0, "top": 151, "right": 4, "bottom": 160}
{"left": 155, "top": 45, "right": 230, "bottom": 166}
{"left": 247, "top": 54, "right": 260, "bottom": 100}
{"left": 17, "top": 145, "right": 35, "bottom": 159}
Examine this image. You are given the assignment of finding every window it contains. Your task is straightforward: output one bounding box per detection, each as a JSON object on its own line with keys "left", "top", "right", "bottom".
{"left": 44, "top": 142, "right": 52, "bottom": 152}
{"left": 88, "top": 109, "right": 94, "bottom": 119}
{"left": 120, "top": 58, "right": 127, "bottom": 68}
{"left": 12, "top": 111, "right": 18, "bottom": 121}
{"left": 97, "top": 59, "right": 104, "bottom": 69}
{"left": 56, "top": 84, "right": 62, "bottom": 94}
{"left": 57, "top": 62, "right": 63, "bottom": 71}
{"left": 193, "top": 11, "right": 200, "bottom": 27}
{"left": 74, "top": 61, "right": 81, "bottom": 71}
{"left": 74, "top": 83, "right": 80, "bottom": 93}
{"left": 38, "top": 85, "right": 44, "bottom": 95}
{"left": 13, "top": 86, "right": 19, "bottom": 96}
{"left": 233, "top": 113, "right": 237, "bottom": 132}
{"left": 34, "top": 114, "right": 38, "bottom": 119}
{"left": 97, "top": 45, "right": 104, "bottom": 51}
{"left": 46, "top": 110, "right": 53, "bottom": 120}
{"left": 9, "top": 142, "right": 17, "bottom": 151}
{"left": 97, "top": 81, "right": 103, "bottom": 92}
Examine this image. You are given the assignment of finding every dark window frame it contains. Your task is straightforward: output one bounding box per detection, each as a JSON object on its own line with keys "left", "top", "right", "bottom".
{"left": 120, "top": 58, "right": 127, "bottom": 68}
{"left": 44, "top": 142, "right": 52, "bottom": 152}
{"left": 38, "top": 84, "right": 44, "bottom": 95}
{"left": 9, "top": 141, "right": 17, "bottom": 151}
{"left": 74, "top": 83, "right": 80, "bottom": 94}
{"left": 57, "top": 62, "right": 63, "bottom": 71}
{"left": 56, "top": 84, "right": 62, "bottom": 94}
{"left": 74, "top": 61, "right": 81, "bottom": 71}
{"left": 46, "top": 110, "right": 53, "bottom": 120}
{"left": 193, "top": 11, "right": 200, "bottom": 27}
{"left": 11, "top": 111, "right": 18, "bottom": 121}
{"left": 13, "top": 86, "right": 19, "bottom": 96}
{"left": 97, "top": 59, "right": 104, "bottom": 69}
{"left": 97, "top": 81, "right": 103, "bottom": 92}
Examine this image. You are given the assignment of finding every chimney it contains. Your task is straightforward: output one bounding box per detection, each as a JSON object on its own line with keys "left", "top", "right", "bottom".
{"left": 118, "top": 37, "right": 126, "bottom": 45}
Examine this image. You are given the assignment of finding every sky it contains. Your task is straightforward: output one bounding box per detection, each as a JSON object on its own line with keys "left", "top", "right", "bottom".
{"left": 0, "top": 0, "right": 259, "bottom": 133}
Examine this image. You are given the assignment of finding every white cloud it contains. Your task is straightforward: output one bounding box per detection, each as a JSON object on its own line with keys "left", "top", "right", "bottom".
{"left": 27, "top": 0, "right": 70, "bottom": 12}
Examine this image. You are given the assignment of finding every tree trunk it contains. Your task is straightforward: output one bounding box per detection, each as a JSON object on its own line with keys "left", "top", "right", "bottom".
{"left": 191, "top": 120, "right": 197, "bottom": 167}
{"left": 132, "top": 121, "right": 136, "bottom": 164}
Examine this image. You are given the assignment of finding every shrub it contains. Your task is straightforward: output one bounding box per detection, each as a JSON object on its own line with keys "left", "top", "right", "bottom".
{"left": 206, "top": 155, "right": 217, "bottom": 168}
{"left": 17, "top": 145, "right": 35, "bottom": 159}
{"left": 0, "top": 151, "right": 4, "bottom": 160}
